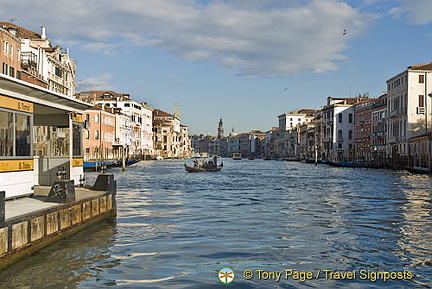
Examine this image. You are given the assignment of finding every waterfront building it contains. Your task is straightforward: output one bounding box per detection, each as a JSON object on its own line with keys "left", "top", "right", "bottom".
{"left": 312, "top": 110, "right": 323, "bottom": 161}
{"left": 298, "top": 121, "right": 316, "bottom": 160}
{"left": 153, "top": 109, "right": 185, "bottom": 158}
{"left": 238, "top": 133, "right": 252, "bottom": 157}
{"left": 141, "top": 102, "right": 154, "bottom": 158}
{"left": 321, "top": 97, "right": 368, "bottom": 162}
{"left": 386, "top": 63, "right": 432, "bottom": 169}
{"left": 266, "top": 127, "right": 281, "bottom": 158}
{"left": 370, "top": 93, "right": 388, "bottom": 167}
{"left": 278, "top": 109, "right": 316, "bottom": 131}
{"left": 179, "top": 124, "right": 191, "bottom": 158}
{"left": 190, "top": 134, "right": 204, "bottom": 155}
{"left": 277, "top": 109, "right": 316, "bottom": 158}
{"left": 0, "top": 25, "right": 22, "bottom": 81}
{"left": 354, "top": 98, "right": 378, "bottom": 164}
{"left": 77, "top": 91, "right": 154, "bottom": 159}
{"left": 83, "top": 105, "right": 117, "bottom": 163}
{"left": 227, "top": 129, "right": 241, "bottom": 156}
{"left": 190, "top": 134, "right": 214, "bottom": 156}
{"left": 113, "top": 108, "right": 132, "bottom": 158}
{"left": 248, "top": 131, "right": 265, "bottom": 158}
{"left": 211, "top": 137, "right": 228, "bottom": 157}
{"left": 0, "top": 22, "right": 76, "bottom": 97}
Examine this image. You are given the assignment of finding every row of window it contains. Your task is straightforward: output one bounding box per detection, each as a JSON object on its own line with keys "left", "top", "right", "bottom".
{"left": 2, "top": 40, "right": 18, "bottom": 57}
{"left": 33, "top": 124, "right": 82, "bottom": 157}
{"left": 2, "top": 62, "right": 16, "bottom": 78}
{"left": 337, "top": 130, "right": 353, "bottom": 140}
{"left": 85, "top": 129, "right": 115, "bottom": 142}
{"left": 337, "top": 113, "right": 353, "bottom": 123}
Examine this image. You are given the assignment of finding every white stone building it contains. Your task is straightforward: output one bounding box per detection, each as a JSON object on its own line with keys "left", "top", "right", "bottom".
{"left": 1, "top": 23, "right": 76, "bottom": 97}
{"left": 386, "top": 63, "right": 432, "bottom": 163}
{"left": 321, "top": 97, "right": 368, "bottom": 162}
{"left": 76, "top": 91, "right": 154, "bottom": 159}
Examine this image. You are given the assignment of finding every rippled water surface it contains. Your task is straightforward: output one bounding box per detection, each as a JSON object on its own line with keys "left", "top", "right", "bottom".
{"left": 0, "top": 159, "right": 431, "bottom": 288}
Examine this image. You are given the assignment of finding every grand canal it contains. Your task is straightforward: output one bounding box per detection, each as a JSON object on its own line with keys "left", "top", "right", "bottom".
{"left": 0, "top": 159, "right": 430, "bottom": 288}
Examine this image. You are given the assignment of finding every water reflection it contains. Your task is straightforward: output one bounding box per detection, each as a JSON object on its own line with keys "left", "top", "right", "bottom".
{"left": 0, "top": 219, "right": 117, "bottom": 288}
{"left": 1, "top": 160, "right": 431, "bottom": 288}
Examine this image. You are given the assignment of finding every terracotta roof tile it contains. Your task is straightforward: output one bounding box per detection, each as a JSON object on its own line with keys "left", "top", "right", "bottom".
{"left": 408, "top": 62, "right": 432, "bottom": 71}
{"left": 0, "top": 22, "right": 41, "bottom": 39}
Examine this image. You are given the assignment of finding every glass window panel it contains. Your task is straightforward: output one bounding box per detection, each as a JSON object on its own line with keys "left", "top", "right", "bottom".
{"left": 50, "top": 126, "right": 69, "bottom": 156}
{"left": 73, "top": 124, "right": 82, "bottom": 156}
{"left": 0, "top": 111, "right": 13, "bottom": 156}
{"left": 16, "top": 113, "right": 31, "bottom": 156}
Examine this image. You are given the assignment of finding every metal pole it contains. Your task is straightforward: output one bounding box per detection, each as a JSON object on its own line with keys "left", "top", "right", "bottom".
{"left": 122, "top": 146, "right": 126, "bottom": 171}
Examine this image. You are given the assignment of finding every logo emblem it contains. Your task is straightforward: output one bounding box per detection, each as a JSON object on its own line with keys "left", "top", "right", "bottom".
{"left": 218, "top": 267, "right": 235, "bottom": 284}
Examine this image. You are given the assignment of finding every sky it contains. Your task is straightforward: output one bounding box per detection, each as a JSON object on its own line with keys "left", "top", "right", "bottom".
{"left": 1, "top": 0, "right": 432, "bottom": 135}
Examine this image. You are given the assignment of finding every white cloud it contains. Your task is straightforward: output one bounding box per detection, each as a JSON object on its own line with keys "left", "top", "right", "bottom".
{"left": 0, "top": 0, "right": 373, "bottom": 77}
{"left": 76, "top": 74, "right": 116, "bottom": 91}
{"left": 389, "top": 0, "right": 432, "bottom": 25}
{"left": 82, "top": 42, "right": 118, "bottom": 56}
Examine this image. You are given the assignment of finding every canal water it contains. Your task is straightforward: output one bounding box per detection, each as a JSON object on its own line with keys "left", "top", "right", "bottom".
{"left": 0, "top": 159, "right": 431, "bottom": 288}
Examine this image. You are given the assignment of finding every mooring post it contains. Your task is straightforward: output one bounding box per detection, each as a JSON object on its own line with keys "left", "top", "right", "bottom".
{"left": 92, "top": 174, "right": 116, "bottom": 193}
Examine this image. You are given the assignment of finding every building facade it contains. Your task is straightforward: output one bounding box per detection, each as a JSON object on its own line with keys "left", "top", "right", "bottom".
{"left": 386, "top": 63, "right": 432, "bottom": 169}
{"left": 76, "top": 91, "right": 154, "bottom": 159}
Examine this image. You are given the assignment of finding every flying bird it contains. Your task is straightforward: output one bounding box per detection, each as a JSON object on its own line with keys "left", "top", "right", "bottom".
{"left": 284, "top": 87, "right": 288, "bottom": 91}
{"left": 343, "top": 29, "right": 347, "bottom": 36}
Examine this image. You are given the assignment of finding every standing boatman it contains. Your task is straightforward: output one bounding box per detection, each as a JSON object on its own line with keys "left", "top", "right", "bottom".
{"left": 213, "top": 155, "right": 218, "bottom": 168}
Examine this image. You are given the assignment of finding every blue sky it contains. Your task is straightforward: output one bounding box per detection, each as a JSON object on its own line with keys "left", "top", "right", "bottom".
{"left": 1, "top": 0, "right": 432, "bottom": 135}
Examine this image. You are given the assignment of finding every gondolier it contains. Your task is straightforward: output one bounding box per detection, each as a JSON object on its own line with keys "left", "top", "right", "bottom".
{"left": 184, "top": 157, "right": 223, "bottom": 172}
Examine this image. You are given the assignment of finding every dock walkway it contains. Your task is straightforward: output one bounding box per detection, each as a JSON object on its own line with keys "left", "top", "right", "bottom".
{"left": 0, "top": 176, "right": 116, "bottom": 270}
{"left": 5, "top": 186, "right": 107, "bottom": 220}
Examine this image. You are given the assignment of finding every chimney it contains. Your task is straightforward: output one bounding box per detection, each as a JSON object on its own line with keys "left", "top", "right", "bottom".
{"left": 41, "top": 26, "right": 46, "bottom": 39}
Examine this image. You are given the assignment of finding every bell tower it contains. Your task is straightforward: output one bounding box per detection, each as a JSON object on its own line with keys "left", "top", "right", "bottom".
{"left": 217, "top": 118, "right": 224, "bottom": 138}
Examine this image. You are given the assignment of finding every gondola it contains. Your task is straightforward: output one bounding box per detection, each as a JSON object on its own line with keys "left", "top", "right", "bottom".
{"left": 184, "top": 162, "right": 223, "bottom": 173}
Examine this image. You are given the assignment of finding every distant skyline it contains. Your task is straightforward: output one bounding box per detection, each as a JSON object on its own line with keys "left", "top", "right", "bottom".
{"left": 1, "top": 0, "right": 432, "bottom": 135}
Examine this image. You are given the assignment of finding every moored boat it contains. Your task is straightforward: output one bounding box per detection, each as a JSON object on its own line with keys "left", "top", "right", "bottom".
{"left": 233, "top": 153, "right": 242, "bottom": 160}
{"left": 405, "top": 166, "right": 430, "bottom": 174}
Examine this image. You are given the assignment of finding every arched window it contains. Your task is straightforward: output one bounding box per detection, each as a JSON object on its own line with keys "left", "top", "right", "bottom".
{"left": 348, "top": 130, "right": 353, "bottom": 140}
{"left": 338, "top": 113, "right": 343, "bottom": 123}
{"left": 95, "top": 114, "right": 100, "bottom": 123}
{"left": 95, "top": 130, "right": 100, "bottom": 140}
{"left": 349, "top": 113, "right": 353, "bottom": 123}
{"left": 85, "top": 130, "right": 90, "bottom": 139}
{"left": 338, "top": 130, "right": 343, "bottom": 139}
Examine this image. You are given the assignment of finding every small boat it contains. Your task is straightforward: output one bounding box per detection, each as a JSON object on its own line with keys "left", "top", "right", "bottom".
{"left": 248, "top": 156, "right": 255, "bottom": 160}
{"left": 283, "top": 157, "right": 301, "bottom": 162}
{"left": 83, "top": 160, "right": 117, "bottom": 171}
{"left": 184, "top": 162, "right": 223, "bottom": 173}
{"left": 405, "top": 166, "right": 430, "bottom": 174}
{"left": 233, "top": 153, "right": 242, "bottom": 160}
{"left": 323, "top": 160, "right": 366, "bottom": 168}
{"left": 185, "top": 156, "right": 223, "bottom": 173}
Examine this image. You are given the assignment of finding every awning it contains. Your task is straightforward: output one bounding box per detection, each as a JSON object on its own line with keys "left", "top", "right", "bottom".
{"left": 0, "top": 74, "right": 91, "bottom": 114}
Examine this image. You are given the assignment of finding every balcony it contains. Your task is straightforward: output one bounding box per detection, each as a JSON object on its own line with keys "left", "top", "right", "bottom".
{"left": 388, "top": 109, "right": 402, "bottom": 117}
